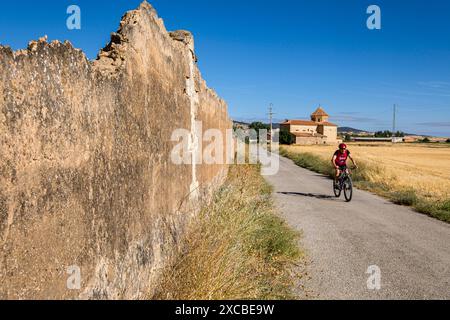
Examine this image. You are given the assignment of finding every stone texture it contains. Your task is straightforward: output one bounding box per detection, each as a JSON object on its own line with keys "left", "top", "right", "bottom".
{"left": 0, "top": 1, "right": 231, "bottom": 299}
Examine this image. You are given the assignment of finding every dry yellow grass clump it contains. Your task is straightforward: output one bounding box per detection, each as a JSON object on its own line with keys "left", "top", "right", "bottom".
{"left": 283, "top": 143, "right": 450, "bottom": 202}
{"left": 152, "top": 164, "right": 302, "bottom": 300}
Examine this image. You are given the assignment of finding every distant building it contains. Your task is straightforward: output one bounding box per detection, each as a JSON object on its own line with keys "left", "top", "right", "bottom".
{"left": 280, "top": 107, "right": 339, "bottom": 145}
{"left": 351, "top": 137, "right": 404, "bottom": 143}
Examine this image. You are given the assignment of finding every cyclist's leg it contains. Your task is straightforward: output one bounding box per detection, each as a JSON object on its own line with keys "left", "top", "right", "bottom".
{"left": 339, "top": 166, "right": 347, "bottom": 180}
{"left": 334, "top": 168, "right": 340, "bottom": 182}
{"left": 342, "top": 165, "right": 348, "bottom": 175}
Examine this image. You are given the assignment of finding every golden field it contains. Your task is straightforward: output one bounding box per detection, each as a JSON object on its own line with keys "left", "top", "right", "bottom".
{"left": 283, "top": 143, "right": 450, "bottom": 202}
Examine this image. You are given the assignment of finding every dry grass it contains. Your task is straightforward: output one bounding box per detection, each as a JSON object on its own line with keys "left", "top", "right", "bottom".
{"left": 281, "top": 143, "right": 450, "bottom": 222}
{"left": 152, "top": 164, "right": 302, "bottom": 300}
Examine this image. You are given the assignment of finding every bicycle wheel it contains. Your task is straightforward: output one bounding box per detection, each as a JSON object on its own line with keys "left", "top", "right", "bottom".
{"left": 343, "top": 176, "right": 353, "bottom": 202}
{"left": 333, "top": 180, "right": 341, "bottom": 197}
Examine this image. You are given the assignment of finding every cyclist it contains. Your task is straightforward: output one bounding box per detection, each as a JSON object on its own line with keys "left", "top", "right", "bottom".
{"left": 331, "top": 143, "right": 357, "bottom": 184}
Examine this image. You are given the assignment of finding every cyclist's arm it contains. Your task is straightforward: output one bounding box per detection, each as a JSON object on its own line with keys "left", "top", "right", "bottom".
{"left": 348, "top": 155, "right": 357, "bottom": 167}
{"left": 331, "top": 155, "right": 338, "bottom": 168}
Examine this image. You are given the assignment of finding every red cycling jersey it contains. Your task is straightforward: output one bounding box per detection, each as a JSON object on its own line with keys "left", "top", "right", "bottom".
{"left": 334, "top": 149, "right": 350, "bottom": 167}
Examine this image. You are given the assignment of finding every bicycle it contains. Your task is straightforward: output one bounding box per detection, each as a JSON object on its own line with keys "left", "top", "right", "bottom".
{"left": 333, "top": 166, "right": 355, "bottom": 202}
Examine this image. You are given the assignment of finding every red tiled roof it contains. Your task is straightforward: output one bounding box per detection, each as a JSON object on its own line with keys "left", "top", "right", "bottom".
{"left": 281, "top": 120, "right": 337, "bottom": 127}
{"left": 281, "top": 120, "right": 316, "bottom": 126}
{"left": 311, "top": 107, "right": 329, "bottom": 117}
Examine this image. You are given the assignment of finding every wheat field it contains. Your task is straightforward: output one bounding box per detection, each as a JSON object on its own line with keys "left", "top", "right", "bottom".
{"left": 283, "top": 143, "right": 450, "bottom": 202}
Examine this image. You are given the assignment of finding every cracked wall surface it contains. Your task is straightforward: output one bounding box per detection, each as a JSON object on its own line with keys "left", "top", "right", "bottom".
{"left": 0, "top": 1, "right": 231, "bottom": 299}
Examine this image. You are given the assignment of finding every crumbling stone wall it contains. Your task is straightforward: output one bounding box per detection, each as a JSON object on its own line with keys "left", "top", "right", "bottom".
{"left": 0, "top": 1, "right": 231, "bottom": 299}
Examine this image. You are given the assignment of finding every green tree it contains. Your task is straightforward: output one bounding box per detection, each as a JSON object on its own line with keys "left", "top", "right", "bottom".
{"left": 279, "top": 130, "right": 295, "bottom": 145}
{"left": 249, "top": 122, "right": 270, "bottom": 142}
{"left": 374, "top": 130, "right": 390, "bottom": 137}
{"left": 249, "top": 122, "right": 270, "bottom": 132}
{"left": 375, "top": 130, "right": 405, "bottom": 137}
{"left": 344, "top": 134, "right": 352, "bottom": 142}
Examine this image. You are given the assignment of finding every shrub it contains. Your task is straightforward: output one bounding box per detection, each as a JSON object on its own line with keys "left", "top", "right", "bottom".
{"left": 413, "top": 199, "right": 450, "bottom": 223}
{"left": 439, "top": 199, "right": 450, "bottom": 212}
{"left": 391, "top": 190, "right": 418, "bottom": 206}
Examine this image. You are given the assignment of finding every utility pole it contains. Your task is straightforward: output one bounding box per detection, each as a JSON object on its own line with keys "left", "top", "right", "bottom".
{"left": 268, "top": 103, "right": 275, "bottom": 142}
{"left": 392, "top": 104, "right": 397, "bottom": 138}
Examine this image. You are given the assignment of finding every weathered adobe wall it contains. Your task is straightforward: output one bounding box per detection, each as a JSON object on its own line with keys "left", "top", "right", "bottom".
{"left": 0, "top": 1, "right": 231, "bottom": 299}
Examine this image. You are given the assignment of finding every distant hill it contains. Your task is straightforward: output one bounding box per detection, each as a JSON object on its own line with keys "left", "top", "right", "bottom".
{"left": 232, "top": 120, "right": 280, "bottom": 129}
{"left": 338, "top": 127, "right": 424, "bottom": 137}
{"left": 233, "top": 120, "right": 250, "bottom": 127}
{"left": 338, "top": 127, "right": 372, "bottom": 134}
{"left": 272, "top": 123, "right": 281, "bottom": 129}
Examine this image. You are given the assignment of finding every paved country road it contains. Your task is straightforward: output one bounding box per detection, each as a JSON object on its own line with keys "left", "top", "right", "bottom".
{"left": 264, "top": 154, "right": 450, "bottom": 299}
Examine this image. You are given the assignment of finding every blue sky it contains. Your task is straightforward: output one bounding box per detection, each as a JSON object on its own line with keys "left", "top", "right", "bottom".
{"left": 1, "top": 0, "right": 450, "bottom": 136}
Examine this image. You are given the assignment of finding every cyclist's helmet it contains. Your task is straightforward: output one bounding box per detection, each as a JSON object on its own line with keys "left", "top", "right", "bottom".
{"left": 339, "top": 143, "right": 347, "bottom": 150}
